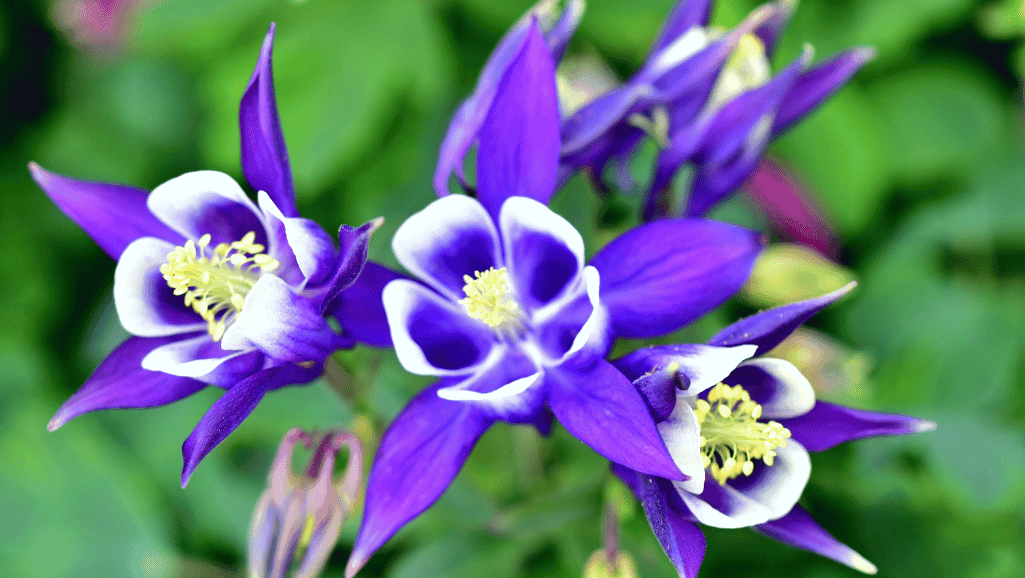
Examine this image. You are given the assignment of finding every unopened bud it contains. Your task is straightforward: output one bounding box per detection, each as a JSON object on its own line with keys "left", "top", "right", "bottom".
{"left": 583, "top": 549, "right": 638, "bottom": 578}
{"left": 742, "top": 243, "right": 855, "bottom": 308}
{"left": 248, "top": 428, "right": 363, "bottom": 578}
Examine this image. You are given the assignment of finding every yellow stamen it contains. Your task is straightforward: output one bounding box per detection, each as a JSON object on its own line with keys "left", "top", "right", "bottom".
{"left": 458, "top": 267, "right": 523, "bottom": 334}
{"left": 694, "top": 382, "right": 791, "bottom": 485}
{"left": 159, "top": 232, "right": 280, "bottom": 341}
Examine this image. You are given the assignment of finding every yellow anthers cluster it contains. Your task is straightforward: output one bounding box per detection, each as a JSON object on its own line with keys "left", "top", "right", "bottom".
{"left": 459, "top": 267, "right": 523, "bottom": 333}
{"left": 695, "top": 382, "right": 791, "bottom": 486}
{"left": 160, "top": 232, "right": 280, "bottom": 341}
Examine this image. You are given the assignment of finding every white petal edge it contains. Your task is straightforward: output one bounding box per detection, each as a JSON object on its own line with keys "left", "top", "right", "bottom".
{"left": 739, "top": 357, "right": 816, "bottom": 419}
{"left": 559, "top": 266, "right": 609, "bottom": 362}
{"left": 147, "top": 170, "right": 261, "bottom": 241}
{"left": 499, "top": 195, "right": 584, "bottom": 302}
{"left": 114, "top": 236, "right": 207, "bottom": 337}
{"left": 657, "top": 401, "right": 705, "bottom": 494}
{"left": 141, "top": 333, "right": 250, "bottom": 379}
{"left": 669, "top": 343, "right": 758, "bottom": 396}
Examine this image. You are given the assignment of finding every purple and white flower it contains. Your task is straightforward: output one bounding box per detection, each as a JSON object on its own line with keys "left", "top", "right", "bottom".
{"left": 346, "top": 21, "right": 764, "bottom": 576}
{"left": 611, "top": 284, "right": 936, "bottom": 577}
{"left": 33, "top": 24, "right": 391, "bottom": 486}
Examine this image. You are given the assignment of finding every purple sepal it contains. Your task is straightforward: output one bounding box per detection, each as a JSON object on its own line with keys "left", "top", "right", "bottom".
{"left": 546, "top": 358, "right": 685, "bottom": 481}
{"left": 708, "top": 282, "right": 856, "bottom": 356}
{"left": 590, "top": 219, "right": 763, "bottom": 339}
{"left": 651, "top": 0, "right": 713, "bottom": 54}
{"left": 772, "top": 47, "right": 876, "bottom": 138}
{"left": 319, "top": 218, "right": 383, "bottom": 312}
{"left": 326, "top": 262, "right": 407, "bottom": 348}
{"left": 638, "top": 473, "right": 706, "bottom": 578}
{"left": 753, "top": 0, "right": 798, "bottom": 56}
{"left": 476, "top": 21, "right": 560, "bottom": 220}
{"left": 754, "top": 505, "right": 878, "bottom": 574}
{"left": 181, "top": 366, "right": 281, "bottom": 487}
{"left": 48, "top": 336, "right": 207, "bottom": 431}
{"left": 29, "top": 163, "right": 180, "bottom": 259}
{"left": 239, "top": 23, "right": 298, "bottom": 218}
{"left": 544, "top": 0, "right": 584, "bottom": 63}
{"left": 781, "top": 401, "right": 936, "bottom": 452}
{"left": 345, "top": 383, "right": 494, "bottom": 577}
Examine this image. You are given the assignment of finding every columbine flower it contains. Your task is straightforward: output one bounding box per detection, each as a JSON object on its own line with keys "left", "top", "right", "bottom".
{"left": 249, "top": 428, "right": 363, "bottom": 578}
{"left": 32, "top": 24, "right": 391, "bottom": 485}
{"left": 345, "top": 21, "right": 764, "bottom": 576}
{"left": 610, "top": 284, "right": 936, "bottom": 577}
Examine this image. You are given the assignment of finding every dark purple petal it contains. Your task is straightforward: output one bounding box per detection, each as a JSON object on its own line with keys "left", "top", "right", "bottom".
{"left": 148, "top": 170, "right": 267, "bottom": 247}
{"left": 345, "top": 383, "right": 494, "bottom": 577}
{"left": 29, "top": 163, "right": 180, "bottom": 259}
{"left": 561, "top": 84, "right": 648, "bottom": 156}
{"left": 754, "top": 505, "right": 878, "bottom": 574}
{"left": 382, "top": 279, "right": 496, "bottom": 376}
{"left": 435, "top": 348, "right": 543, "bottom": 424}
{"left": 318, "top": 218, "right": 383, "bottom": 311}
{"left": 638, "top": 473, "right": 706, "bottom": 578}
{"left": 727, "top": 358, "right": 815, "bottom": 419}
{"left": 772, "top": 47, "right": 876, "bottom": 138}
{"left": 258, "top": 191, "right": 337, "bottom": 287}
{"left": 48, "top": 336, "right": 207, "bottom": 431}
{"left": 499, "top": 196, "right": 583, "bottom": 308}
{"left": 781, "top": 401, "right": 936, "bottom": 452}
{"left": 614, "top": 344, "right": 757, "bottom": 410}
{"left": 239, "top": 23, "right": 298, "bottom": 218}
{"left": 708, "top": 282, "right": 855, "bottom": 355}
{"left": 543, "top": 0, "right": 584, "bottom": 63}
{"left": 590, "top": 219, "right": 763, "bottom": 338}
{"left": 476, "top": 21, "right": 560, "bottom": 219}
{"left": 547, "top": 358, "right": 684, "bottom": 480}
{"left": 141, "top": 333, "right": 264, "bottom": 387}
{"left": 753, "top": 0, "right": 797, "bottom": 56}
{"left": 181, "top": 366, "right": 280, "bottom": 487}
{"left": 221, "top": 274, "right": 347, "bottom": 364}
{"left": 326, "top": 262, "right": 405, "bottom": 348}
{"left": 114, "top": 237, "right": 208, "bottom": 336}
{"left": 651, "top": 0, "right": 713, "bottom": 54}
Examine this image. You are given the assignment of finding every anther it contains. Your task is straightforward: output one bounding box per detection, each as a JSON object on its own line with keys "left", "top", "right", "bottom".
{"left": 459, "top": 267, "right": 524, "bottom": 335}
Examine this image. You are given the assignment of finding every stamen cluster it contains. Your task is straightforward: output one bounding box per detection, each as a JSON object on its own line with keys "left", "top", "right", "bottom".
{"left": 459, "top": 267, "right": 523, "bottom": 333}
{"left": 695, "top": 382, "right": 791, "bottom": 485}
{"left": 160, "top": 232, "right": 280, "bottom": 341}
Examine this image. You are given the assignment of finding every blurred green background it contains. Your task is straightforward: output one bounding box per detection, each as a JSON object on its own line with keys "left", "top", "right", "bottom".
{"left": 2, "top": 0, "right": 1024, "bottom": 576}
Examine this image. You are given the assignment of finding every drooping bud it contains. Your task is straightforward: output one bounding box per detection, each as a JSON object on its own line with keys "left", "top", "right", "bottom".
{"left": 248, "top": 428, "right": 364, "bottom": 578}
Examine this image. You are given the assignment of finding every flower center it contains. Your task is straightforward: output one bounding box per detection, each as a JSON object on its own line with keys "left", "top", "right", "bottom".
{"left": 459, "top": 267, "right": 524, "bottom": 334}
{"left": 160, "top": 232, "right": 280, "bottom": 341}
{"left": 695, "top": 382, "right": 791, "bottom": 486}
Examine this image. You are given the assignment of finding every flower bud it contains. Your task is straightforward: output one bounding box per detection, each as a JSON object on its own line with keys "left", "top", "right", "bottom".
{"left": 248, "top": 428, "right": 363, "bottom": 578}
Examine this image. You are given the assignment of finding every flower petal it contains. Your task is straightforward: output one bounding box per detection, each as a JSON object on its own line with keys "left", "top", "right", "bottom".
{"left": 590, "top": 219, "right": 763, "bottom": 338}
{"left": 391, "top": 195, "right": 500, "bottom": 300}
{"left": 221, "top": 274, "right": 347, "bottom": 364}
{"left": 318, "top": 218, "right": 383, "bottom": 311}
{"left": 48, "top": 336, "right": 207, "bottom": 431}
{"left": 651, "top": 0, "right": 714, "bottom": 54}
{"left": 754, "top": 505, "right": 878, "bottom": 574}
{"left": 181, "top": 366, "right": 279, "bottom": 487}
{"left": 544, "top": 0, "right": 584, "bottom": 63}
{"left": 657, "top": 400, "right": 706, "bottom": 493}
{"left": 114, "top": 237, "right": 208, "bottom": 336}
{"left": 708, "top": 283, "right": 856, "bottom": 355}
{"left": 781, "top": 402, "right": 936, "bottom": 452}
{"left": 728, "top": 358, "right": 815, "bottom": 419}
{"left": 436, "top": 348, "right": 543, "bottom": 424}
{"left": 148, "top": 170, "right": 267, "bottom": 247}
{"left": 500, "top": 196, "right": 584, "bottom": 308}
{"left": 382, "top": 278, "right": 497, "bottom": 376}
{"left": 326, "top": 262, "right": 405, "bottom": 348}
{"left": 345, "top": 383, "right": 494, "bottom": 578}
{"left": 258, "top": 191, "right": 337, "bottom": 287}
{"left": 476, "top": 21, "right": 560, "bottom": 218}
{"left": 29, "top": 163, "right": 181, "bottom": 259}
{"left": 772, "top": 48, "right": 876, "bottom": 138}
{"left": 638, "top": 473, "right": 707, "bottom": 578}
{"left": 614, "top": 344, "right": 757, "bottom": 420}
{"left": 547, "top": 358, "right": 685, "bottom": 480}
{"left": 534, "top": 267, "right": 611, "bottom": 363}
{"left": 239, "top": 24, "right": 298, "bottom": 218}
{"left": 753, "top": 0, "right": 797, "bottom": 56}
{"left": 141, "top": 332, "right": 264, "bottom": 386}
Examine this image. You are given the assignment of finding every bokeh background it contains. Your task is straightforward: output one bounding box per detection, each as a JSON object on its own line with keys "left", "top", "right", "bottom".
{"left": 2, "top": 0, "right": 1024, "bottom": 576}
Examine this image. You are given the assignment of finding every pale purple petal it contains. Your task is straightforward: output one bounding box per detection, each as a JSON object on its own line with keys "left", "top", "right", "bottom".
{"left": 753, "top": 0, "right": 797, "bottom": 56}
{"left": 345, "top": 383, "right": 494, "bottom": 578}
{"left": 221, "top": 274, "right": 348, "bottom": 364}
{"left": 113, "top": 237, "right": 207, "bottom": 336}
{"left": 638, "top": 473, "right": 706, "bottom": 578}
{"left": 547, "top": 358, "right": 684, "bottom": 480}
{"left": 772, "top": 48, "right": 876, "bottom": 137}
{"left": 141, "top": 333, "right": 263, "bottom": 386}
{"left": 651, "top": 0, "right": 713, "bottom": 54}
{"left": 544, "top": 0, "right": 584, "bottom": 63}
{"left": 476, "top": 21, "right": 560, "bottom": 219}
{"left": 318, "top": 218, "right": 382, "bottom": 311}
{"left": 181, "top": 366, "right": 279, "bottom": 487}
{"left": 30, "top": 163, "right": 181, "bottom": 259}
{"left": 258, "top": 191, "right": 337, "bottom": 287}
{"left": 754, "top": 505, "right": 878, "bottom": 574}
{"left": 239, "top": 24, "right": 298, "bottom": 218}
{"left": 781, "top": 402, "right": 936, "bottom": 452}
{"left": 589, "top": 219, "right": 763, "bottom": 338}
{"left": 391, "top": 195, "right": 500, "bottom": 300}
{"left": 436, "top": 348, "right": 543, "bottom": 424}
{"left": 326, "top": 262, "right": 404, "bottom": 348}
{"left": 708, "top": 283, "right": 856, "bottom": 355}
{"left": 560, "top": 84, "right": 649, "bottom": 156}
{"left": 499, "top": 196, "right": 583, "bottom": 308}
{"left": 148, "top": 170, "right": 267, "bottom": 247}
{"left": 382, "top": 278, "right": 497, "bottom": 376}
{"left": 48, "top": 336, "right": 207, "bottom": 431}
{"left": 745, "top": 159, "right": 839, "bottom": 258}
{"left": 657, "top": 400, "right": 705, "bottom": 493}
{"left": 728, "top": 358, "right": 815, "bottom": 419}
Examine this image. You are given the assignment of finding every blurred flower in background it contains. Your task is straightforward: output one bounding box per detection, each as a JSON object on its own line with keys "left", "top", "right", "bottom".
{"left": 52, "top": 0, "right": 141, "bottom": 50}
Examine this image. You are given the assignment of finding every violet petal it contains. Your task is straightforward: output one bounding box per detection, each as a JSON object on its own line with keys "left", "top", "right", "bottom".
{"left": 258, "top": 191, "right": 337, "bottom": 288}
{"left": 148, "top": 170, "right": 267, "bottom": 247}
{"left": 113, "top": 236, "right": 207, "bottom": 337}
{"left": 754, "top": 505, "right": 878, "bottom": 574}
{"left": 318, "top": 218, "right": 382, "bottom": 311}
{"left": 772, "top": 47, "right": 876, "bottom": 138}
{"left": 638, "top": 473, "right": 707, "bottom": 578}
{"left": 651, "top": 0, "right": 714, "bottom": 54}
{"left": 727, "top": 358, "right": 815, "bottom": 419}
{"left": 326, "top": 262, "right": 405, "bottom": 348}
{"left": 781, "top": 401, "right": 936, "bottom": 452}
